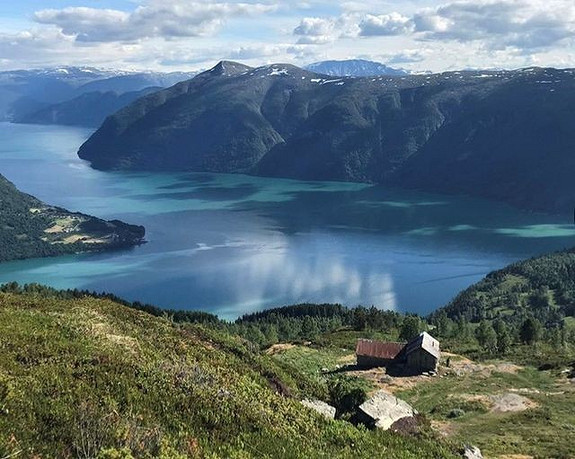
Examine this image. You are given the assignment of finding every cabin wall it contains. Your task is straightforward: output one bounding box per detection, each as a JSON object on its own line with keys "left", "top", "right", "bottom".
{"left": 405, "top": 349, "right": 437, "bottom": 372}
{"left": 356, "top": 355, "right": 395, "bottom": 368}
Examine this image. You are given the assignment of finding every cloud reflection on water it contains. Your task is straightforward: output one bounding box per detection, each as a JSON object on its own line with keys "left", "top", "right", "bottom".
{"left": 207, "top": 232, "right": 398, "bottom": 318}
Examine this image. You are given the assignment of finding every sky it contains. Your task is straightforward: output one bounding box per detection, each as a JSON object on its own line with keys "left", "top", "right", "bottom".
{"left": 0, "top": 0, "right": 574, "bottom": 73}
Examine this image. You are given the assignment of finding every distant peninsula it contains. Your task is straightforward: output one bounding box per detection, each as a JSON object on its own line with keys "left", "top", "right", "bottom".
{"left": 0, "top": 174, "right": 145, "bottom": 262}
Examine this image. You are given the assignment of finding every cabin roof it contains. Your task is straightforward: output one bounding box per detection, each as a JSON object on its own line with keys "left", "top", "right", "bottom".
{"left": 404, "top": 332, "right": 440, "bottom": 359}
{"left": 356, "top": 339, "right": 405, "bottom": 360}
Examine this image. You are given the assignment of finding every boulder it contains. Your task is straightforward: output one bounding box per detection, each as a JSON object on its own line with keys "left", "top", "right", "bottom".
{"left": 463, "top": 445, "right": 483, "bottom": 459}
{"left": 301, "top": 399, "right": 336, "bottom": 420}
{"left": 358, "top": 390, "right": 417, "bottom": 430}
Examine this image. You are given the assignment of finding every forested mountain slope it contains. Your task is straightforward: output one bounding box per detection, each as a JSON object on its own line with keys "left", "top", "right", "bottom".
{"left": 437, "top": 249, "right": 575, "bottom": 327}
{"left": 78, "top": 62, "right": 575, "bottom": 213}
{"left": 0, "top": 174, "right": 144, "bottom": 262}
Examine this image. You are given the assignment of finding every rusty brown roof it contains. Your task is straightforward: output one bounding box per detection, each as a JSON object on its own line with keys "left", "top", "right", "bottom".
{"left": 355, "top": 339, "right": 405, "bottom": 360}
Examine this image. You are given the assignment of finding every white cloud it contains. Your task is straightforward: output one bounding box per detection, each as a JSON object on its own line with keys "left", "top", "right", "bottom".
{"left": 359, "top": 13, "right": 414, "bottom": 36}
{"left": 293, "top": 17, "right": 337, "bottom": 44}
{"left": 293, "top": 14, "right": 363, "bottom": 44}
{"left": 1, "top": 0, "right": 574, "bottom": 72}
{"left": 225, "top": 43, "right": 313, "bottom": 60}
{"left": 34, "top": 1, "right": 277, "bottom": 43}
{"left": 0, "top": 27, "right": 149, "bottom": 70}
{"left": 414, "top": 0, "right": 575, "bottom": 49}
{"left": 383, "top": 49, "right": 430, "bottom": 64}
{"left": 294, "top": 0, "right": 575, "bottom": 55}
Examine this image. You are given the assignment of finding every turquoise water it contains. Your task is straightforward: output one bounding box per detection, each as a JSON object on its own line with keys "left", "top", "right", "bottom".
{"left": 0, "top": 122, "right": 573, "bottom": 319}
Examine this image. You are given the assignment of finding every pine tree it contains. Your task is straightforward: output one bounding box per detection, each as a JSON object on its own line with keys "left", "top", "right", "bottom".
{"left": 400, "top": 316, "right": 422, "bottom": 341}
{"left": 476, "top": 320, "right": 497, "bottom": 354}
{"left": 520, "top": 317, "right": 542, "bottom": 345}
{"left": 493, "top": 319, "right": 512, "bottom": 355}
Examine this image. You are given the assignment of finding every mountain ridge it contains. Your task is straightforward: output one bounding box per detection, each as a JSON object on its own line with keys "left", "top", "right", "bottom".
{"left": 305, "top": 59, "right": 407, "bottom": 77}
{"left": 16, "top": 87, "right": 161, "bottom": 127}
{"left": 0, "top": 66, "right": 197, "bottom": 122}
{"left": 78, "top": 61, "right": 575, "bottom": 213}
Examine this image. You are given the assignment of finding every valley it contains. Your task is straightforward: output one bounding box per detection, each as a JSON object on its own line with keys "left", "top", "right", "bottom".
{"left": 2, "top": 0, "right": 575, "bottom": 455}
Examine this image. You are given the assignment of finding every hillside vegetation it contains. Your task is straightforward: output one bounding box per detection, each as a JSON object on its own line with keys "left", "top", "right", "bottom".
{"left": 0, "top": 174, "right": 144, "bottom": 262}
{"left": 2, "top": 247, "right": 575, "bottom": 456}
{"left": 78, "top": 62, "right": 575, "bottom": 213}
{"left": 0, "top": 289, "right": 457, "bottom": 458}
{"left": 439, "top": 249, "right": 575, "bottom": 326}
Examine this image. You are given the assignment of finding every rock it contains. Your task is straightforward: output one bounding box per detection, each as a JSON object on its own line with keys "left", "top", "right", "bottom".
{"left": 463, "top": 445, "right": 483, "bottom": 459}
{"left": 358, "top": 390, "right": 417, "bottom": 430}
{"left": 490, "top": 392, "right": 534, "bottom": 412}
{"left": 301, "top": 399, "right": 336, "bottom": 420}
{"left": 389, "top": 414, "right": 425, "bottom": 436}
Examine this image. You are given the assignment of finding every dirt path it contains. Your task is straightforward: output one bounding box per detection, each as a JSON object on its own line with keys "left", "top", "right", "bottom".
{"left": 489, "top": 393, "right": 537, "bottom": 412}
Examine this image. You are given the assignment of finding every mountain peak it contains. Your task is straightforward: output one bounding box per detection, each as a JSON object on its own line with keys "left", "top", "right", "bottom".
{"left": 206, "top": 61, "right": 253, "bottom": 77}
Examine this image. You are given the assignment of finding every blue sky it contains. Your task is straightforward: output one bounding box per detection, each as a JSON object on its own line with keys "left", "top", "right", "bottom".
{"left": 0, "top": 0, "right": 573, "bottom": 72}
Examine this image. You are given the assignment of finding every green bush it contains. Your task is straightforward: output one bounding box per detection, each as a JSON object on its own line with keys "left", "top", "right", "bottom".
{"left": 329, "top": 376, "right": 369, "bottom": 417}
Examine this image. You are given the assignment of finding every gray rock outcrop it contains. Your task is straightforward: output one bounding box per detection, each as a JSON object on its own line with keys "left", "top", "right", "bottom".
{"left": 358, "top": 390, "right": 417, "bottom": 430}
{"left": 301, "top": 399, "right": 336, "bottom": 420}
{"left": 463, "top": 445, "right": 483, "bottom": 459}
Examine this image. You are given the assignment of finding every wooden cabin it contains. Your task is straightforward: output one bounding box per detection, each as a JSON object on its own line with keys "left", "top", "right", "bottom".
{"left": 356, "top": 340, "right": 405, "bottom": 368}
{"left": 401, "top": 332, "right": 440, "bottom": 373}
{"left": 355, "top": 332, "right": 440, "bottom": 374}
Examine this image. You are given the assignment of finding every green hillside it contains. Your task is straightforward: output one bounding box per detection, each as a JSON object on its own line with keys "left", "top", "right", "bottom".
{"left": 0, "top": 289, "right": 456, "bottom": 458}
{"left": 438, "top": 249, "right": 575, "bottom": 325}
{"left": 0, "top": 174, "right": 144, "bottom": 262}
{"left": 2, "top": 246, "right": 575, "bottom": 457}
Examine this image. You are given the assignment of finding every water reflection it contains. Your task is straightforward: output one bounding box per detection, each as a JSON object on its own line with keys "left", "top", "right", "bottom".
{"left": 213, "top": 236, "right": 399, "bottom": 318}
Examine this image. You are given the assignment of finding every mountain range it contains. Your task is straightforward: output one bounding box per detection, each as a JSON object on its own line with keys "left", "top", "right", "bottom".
{"left": 304, "top": 59, "right": 407, "bottom": 77}
{"left": 7, "top": 60, "right": 405, "bottom": 127}
{"left": 77, "top": 61, "right": 575, "bottom": 214}
{"left": 0, "top": 66, "right": 196, "bottom": 123}
{"left": 17, "top": 87, "right": 161, "bottom": 127}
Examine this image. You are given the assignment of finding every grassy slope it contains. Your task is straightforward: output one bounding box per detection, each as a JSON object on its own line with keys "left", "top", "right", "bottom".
{"left": 397, "top": 367, "right": 575, "bottom": 458}
{"left": 0, "top": 291, "right": 456, "bottom": 458}
{"left": 271, "top": 337, "right": 575, "bottom": 459}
